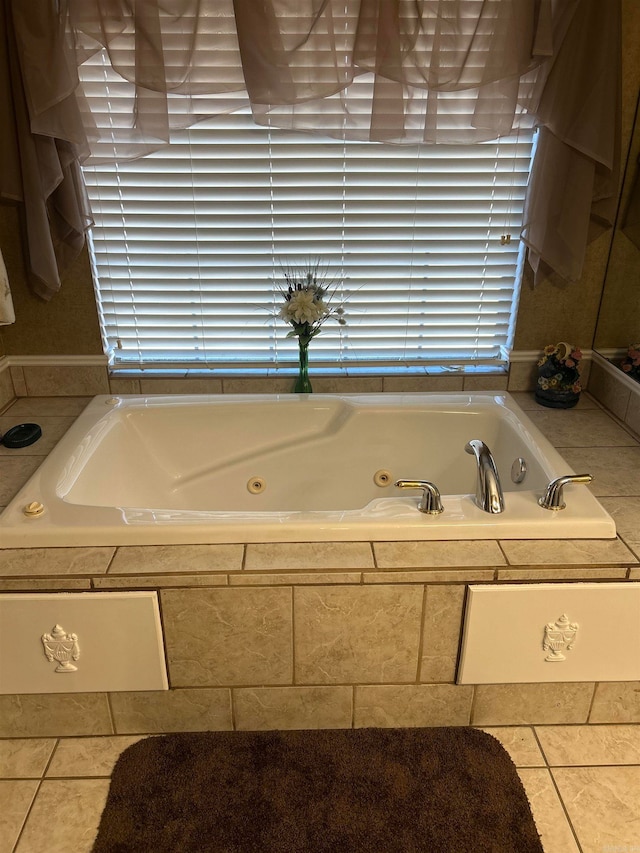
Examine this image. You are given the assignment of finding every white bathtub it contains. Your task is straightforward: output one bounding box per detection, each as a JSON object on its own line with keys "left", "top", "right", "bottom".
{"left": 0, "top": 392, "right": 616, "bottom": 546}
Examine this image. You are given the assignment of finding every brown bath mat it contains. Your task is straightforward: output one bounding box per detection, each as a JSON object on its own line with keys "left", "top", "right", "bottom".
{"left": 92, "top": 727, "right": 543, "bottom": 852}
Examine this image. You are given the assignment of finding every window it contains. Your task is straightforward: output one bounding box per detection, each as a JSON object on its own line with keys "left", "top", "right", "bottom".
{"left": 83, "top": 89, "right": 535, "bottom": 371}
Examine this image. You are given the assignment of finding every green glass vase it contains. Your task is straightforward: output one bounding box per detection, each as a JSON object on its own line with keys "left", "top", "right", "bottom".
{"left": 294, "top": 336, "right": 313, "bottom": 393}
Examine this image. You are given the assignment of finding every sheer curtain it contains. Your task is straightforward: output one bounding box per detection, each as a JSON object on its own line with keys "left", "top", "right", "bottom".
{"left": 0, "top": 0, "right": 621, "bottom": 302}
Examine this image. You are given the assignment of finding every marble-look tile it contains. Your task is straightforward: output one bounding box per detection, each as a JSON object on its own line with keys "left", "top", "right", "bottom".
{"left": 516, "top": 769, "right": 580, "bottom": 853}
{"left": 0, "top": 738, "right": 56, "bottom": 778}
{"left": 589, "top": 682, "right": 640, "bottom": 723}
{"left": 245, "top": 542, "right": 374, "bottom": 571}
{"left": 480, "top": 727, "right": 545, "bottom": 767}
{"left": 108, "top": 544, "right": 242, "bottom": 574}
{"left": 382, "top": 375, "right": 464, "bottom": 391}
{"left": 294, "top": 585, "right": 423, "bottom": 684}
{"left": 499, "top": 537, "right": 636, "bottom": 565}
{"left": 230, "top": 571, "right": 361, "bottom": 585}
{"left": 0, "top": 780, "right": 39, "bottom": 852}
{"left": 234, "top": 686, "right": 352, "bottom": 730}
{"left": 161, "top": 587, "right": 293, "bottom": 686}
{"left": 0, "top": 416, "right": 76, "bottom": 456}
{"left": 600, "top": 496, "right": 640, "bottom": 552}
{"left": 138, "top": 377, "right": 223, "bottom": 394}
{"left": 364, "top": 569, "right": 495, "bottom": 583}
{"left": 15, "top": 778, "right": 110, "bottom": 853}
{"left": 222, "top": 376, "right": 295, "bottom": 394}
{"left": 419, "top": 585, "right": 465, "bottom": 682}
{"left": 108, "top": 377, "right": 141, "bottom": 394}
{"left": 0, "top": 578, "right": 92, "bottom": 591}
{"left": 0, "top": 456, "right": 45, "bottom": 504}
{"left": 497, "top": 567, "right": 628, "bottom": 580}
{"left": 9, "top": 367, "right": 27, "bottom": 397}
{"left": 587, "top": 361, "right": 631, "bottom": 420}
{"left": 472, "top": 683, "right": 595, "bottom": 726}
{"left": 354, "top": 684, "right": 473, "bottom": 727}
{"left": 0, "top": 547, "right": 115, "bottom": 576}
{"left": 94, "top": 574, "right": 229, "bottom": 588}
{"left": 46, "top": 735, "right": 144, "bottom": 777}
{"left": 509, "top": 391, "right": 599, "bottom": 411}
{"left": 561, "top": 445, "right": 640, "bottom": 495}
{"left": 0, "top": 694, "right": 113, "bottom": 738}
{"left": 507, "top": 363, "right": 538, "bottom": 393}
{"left": 625, "top": 390, "right": 640, "bottom": 435}
{"left": 525, "top": 409, "right": 638, "bottom": 447}
{"left": 110, "top": 688, "right": 232, "bottom": 733}
{"left": 3, "top": 397, "right": 92, "bottom": 417}
{"left": 462, "top": 374, "right": 508, "bottom": 391}
{"left": 302, "top": 376, "right": 384, "bottom": 393}
{"left": 22, "top": 365, "right": 109, "bottom": 397}
{"left": 536, "top": 724, "right": 640, "bottom": 765}
{"left": 0, "top": 367, "right": 15, "bottom": 409}
{"left": 552, "top": 766, "right": 640, "bottom": 853}
{"left": 373, "top": 540, "right": 505, "bottom": 568}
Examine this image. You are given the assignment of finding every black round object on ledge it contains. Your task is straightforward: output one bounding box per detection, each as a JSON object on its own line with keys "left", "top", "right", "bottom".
{"left": 1, "top": 423, "right": 42, "bottom": 448}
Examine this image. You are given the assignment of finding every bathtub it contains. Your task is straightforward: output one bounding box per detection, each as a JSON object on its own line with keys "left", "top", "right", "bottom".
{"left": 0, "top": 392, "right": 616, "bottom": 546}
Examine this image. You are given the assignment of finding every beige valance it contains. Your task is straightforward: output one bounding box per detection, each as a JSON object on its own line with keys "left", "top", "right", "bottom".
{"left": 0, "top": 0, "right": 621, "bottom": 301}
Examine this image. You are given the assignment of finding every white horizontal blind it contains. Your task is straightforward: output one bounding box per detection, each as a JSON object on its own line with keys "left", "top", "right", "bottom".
{"left": 81, "top": 66, "right": 535, "bottom": 369}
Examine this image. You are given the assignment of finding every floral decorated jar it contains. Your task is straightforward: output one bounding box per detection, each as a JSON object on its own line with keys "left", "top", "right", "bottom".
{"left": 535, "top": 342, "right": 582, "bottom": 409}
{"left": 620, "top": 343, "right": 640, "bottom": 382}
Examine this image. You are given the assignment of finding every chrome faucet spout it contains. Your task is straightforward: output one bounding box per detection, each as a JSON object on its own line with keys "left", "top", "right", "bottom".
{"left": 465, "top": 439, "right": 505, "bottom": 514}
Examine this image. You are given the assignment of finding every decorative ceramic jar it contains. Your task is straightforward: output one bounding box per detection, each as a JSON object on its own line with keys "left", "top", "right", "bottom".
{"left": 535, "top": 342, "right": 582, "bottom": 409}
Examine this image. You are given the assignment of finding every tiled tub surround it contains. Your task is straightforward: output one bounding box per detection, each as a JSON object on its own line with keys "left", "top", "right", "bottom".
{"left": 0, "top": 392, "right": 639, "bottom": 738}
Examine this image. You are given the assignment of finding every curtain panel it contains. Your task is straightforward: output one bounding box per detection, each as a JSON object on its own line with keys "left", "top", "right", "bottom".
{"left": 0, "top": 0, "right": 621, "bottom": 302}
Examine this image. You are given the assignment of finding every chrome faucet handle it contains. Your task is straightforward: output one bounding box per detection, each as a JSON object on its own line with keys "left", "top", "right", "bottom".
{"left": 395, "top": 480, "right": 444, "bottom": 515}
{"left": 538, "top": 473, "right": 593, "bottom": 511}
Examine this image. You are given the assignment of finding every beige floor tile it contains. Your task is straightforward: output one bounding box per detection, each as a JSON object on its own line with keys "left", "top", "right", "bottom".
{"left": 0, "top": 547, "right": 115, "bottom": 577}
{"left": 0, "top": 739, "right": 56, "bottom": 778}
{"left": 561, "top": 446, "right": 640, "bottom": 495}
{"left": 0, "top": 694, "right": 113, "bottom": 738}
{"left": 108, "top": 544, "right": 242, "bottom": 574}
{"left": 0, "top": 416, "right": 77, "bottom": 456}
{"left": 294, "top": 585, "right": 422, "bottom": 684}
{"left": 590, "top": 682, "right": 640, "bottom": 723}
{"left": 0, "top": 780, "right": 39, "bottom": 852}
{"left": 354, "top": 684, "right": 473, "bottom": 728}
{"left": 110, "top": 687, "right": 233, "bottom": 733}
{"left": 15, "top": 779, "right": 110, "bottom": 853}
{"left": 472, "top": 683, "right": 595, "bottom": 726}
{"left": 373, "top": 540, "right": 505, "bottom": 568}
{"left": 234, "top": 686, "right": 352, "bottom": 731}
{"left": 526, "top": 408, "right": 638, "bottom": 447}
{"left": 499, "top": 537, "right": 636, "bottom": 566}
{"left": 46, "top": 735, "right": 145, "bottom": 777}
{"left": 517, "top": 768, "right": 580, "bottom": 853}
{"left": 600, "top": 496, "right": 640, "bottom": 552}
{"left": 480, "top": 727, "right": 545, "bottom": 767}
{"left": 0, "top": 457, "right": 44, "bottom": 505}
{"left": 3, "top": 397, "right": 92, "bottom": 417}
{"left": 552, "top": 766, "right": 640, "bottom": 852}
{"left": 245, "top": 542, "right": 374, "bottom": 570}
{"left": 536, "top": 724, "right": 640, "bottom": 765}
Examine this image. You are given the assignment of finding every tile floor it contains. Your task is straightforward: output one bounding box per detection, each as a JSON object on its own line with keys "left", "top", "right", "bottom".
{"left": 1, "top": 724, "right": 639, "bottom": 852}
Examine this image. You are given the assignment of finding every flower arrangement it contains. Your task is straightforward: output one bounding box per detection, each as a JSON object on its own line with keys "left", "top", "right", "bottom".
{"left": 277, "top": 261, "right": 346, "bottom": 340}
{"left": 535, "top": 342, "right": 582, "bottom": 408}
{"left": 621, "top": 343, "right": 640, "bottom": 382}
{"left": 275, "top": 260, "right": 346, "bottom": 392}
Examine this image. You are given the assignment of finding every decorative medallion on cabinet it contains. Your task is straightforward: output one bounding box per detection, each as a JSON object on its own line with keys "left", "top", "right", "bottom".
{"left": 457, "top": 583, "right": 640, "bottom": 684}
{"left": 0, "top": 592, "right": 168, "bottom": 693}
